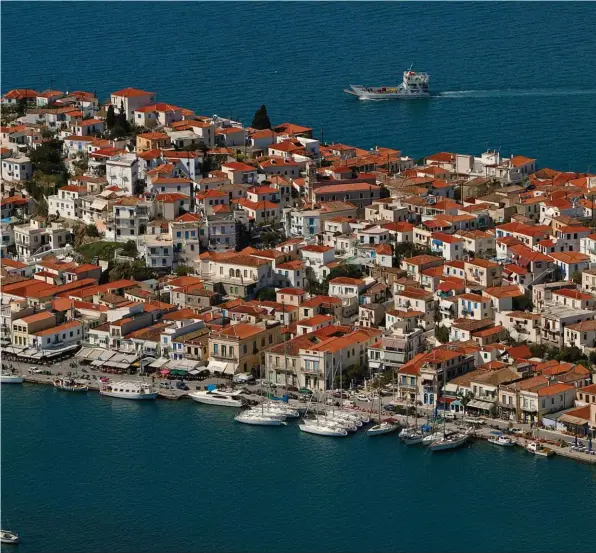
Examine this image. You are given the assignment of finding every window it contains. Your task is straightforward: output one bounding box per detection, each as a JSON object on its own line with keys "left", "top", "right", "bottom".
{"left": 221, "top": 345, "right": 227, "bottom": 356}
{"left": 213, "top": 344, "right": 219, "bottom": 354}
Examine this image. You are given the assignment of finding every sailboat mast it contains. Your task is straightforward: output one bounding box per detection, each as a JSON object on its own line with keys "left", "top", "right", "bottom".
{"left": 282, "top": 301, "right": 288, "bottom": 395}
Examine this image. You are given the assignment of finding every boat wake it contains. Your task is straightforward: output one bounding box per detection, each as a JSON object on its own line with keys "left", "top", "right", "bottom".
{"left": 435, "top": 88, "right": 596, "bottom": 99}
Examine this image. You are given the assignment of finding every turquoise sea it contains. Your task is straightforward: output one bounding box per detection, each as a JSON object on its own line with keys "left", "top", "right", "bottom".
{"left": 2, "top": 385, "right": 596, "bottom": 553}
{"left": 2, "top": 2, "right": 596, "bottom": 171}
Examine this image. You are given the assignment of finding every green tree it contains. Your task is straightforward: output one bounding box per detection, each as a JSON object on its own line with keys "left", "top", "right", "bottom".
{"left": 513, "top": 293, "right": 534, "bottom": 312}
{"left": 435, "top": 325, "right": 450, "bottom": 344}
{"left": 106, "top": 104, "right": 116, "bottom": 130}
{"left": 29, "top": 138, "right": 67, "bottom": 175}
{"left": 175, "top": 265, "right": 193, "bottom": 277}
{"left": 256, "top": 287, "right": 277, "bottom": 301}
{"left": 571, "top": 271, "right": 582, "bottom": 285}
{"left": 121, "top": 240, "right": 138, "bottom": 258}
{"left": 251, "top": 104, "right": 271, "bottom": 130}
{"left": 86, "top": 224, "right": 100, "bottom": 238}
{"left": 16, "top": 98, "right": 27, "bottom": 116}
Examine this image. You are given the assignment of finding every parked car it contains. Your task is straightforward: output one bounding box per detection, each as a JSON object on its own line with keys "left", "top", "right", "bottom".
{"left": 176, "top": 382, "right": 189, "bottom": 391}
{"left": 233, "top": 373, "right": 254, "bottom": 384}
{"left": 383, "top": 404, "right": 397, "bottom": 412}
{"left": 28, "top": 367, "right": 43, "bottom": 374}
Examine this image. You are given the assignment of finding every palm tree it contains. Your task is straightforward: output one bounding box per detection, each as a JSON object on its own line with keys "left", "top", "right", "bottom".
{"left": 457, "top": 390, "right": 474, "bottom": 415}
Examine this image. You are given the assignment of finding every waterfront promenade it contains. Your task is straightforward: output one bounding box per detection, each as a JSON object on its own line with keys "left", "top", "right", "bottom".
{"left": 6, "top": 358, "right": 596, "bottom": 466}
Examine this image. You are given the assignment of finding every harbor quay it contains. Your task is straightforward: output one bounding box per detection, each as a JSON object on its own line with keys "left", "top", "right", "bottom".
{"left": 4, "top": 358, "right": 596, "bottom": 464}
{"left": 0, "top": 83, "right": 595, "bottom": 455}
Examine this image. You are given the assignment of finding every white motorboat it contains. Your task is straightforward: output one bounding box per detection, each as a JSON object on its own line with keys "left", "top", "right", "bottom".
{"left": 189, "top": 388, "right": 244, "bottom": 407}
{"left": 488, "top": 434, "right": 515, "bottom": 447}
{"left": 54, "top": 378, "right": 88, "bottom": 392}
{"left": 525, "top": 441, "right": 555, "bottom": 457}
{"left": 299, "top": 421, "right": 348, "bottom": 437}
{"left": 0, "top": 373, "right": 24, "bottom": 384}
{"left": 1, "top": 530, "right": 19, "bottom": 544}
{"left": 235, "top": 410, "right": 285, "bottom": 426}
{"left": 99, "top": 381, "right": 157, "bottom": 400}
{"left": 368, "top": 421, "right": 400, "bottom": 436}
{"left": 428, "top": 432, "right": 469, "bottom": 452}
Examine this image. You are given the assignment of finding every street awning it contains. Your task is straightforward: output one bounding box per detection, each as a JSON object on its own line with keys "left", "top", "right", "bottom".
{"left": 149, "top": 358, "right": 169, "bottom": 369}
{"left": 559, "top": 414, "right": 589, "bottom": 426}
{"left": 207, "top": 359, "right": 235, "bottom": 374}
{"left": 467, "top": 399, "right": 494, "bottom": 411}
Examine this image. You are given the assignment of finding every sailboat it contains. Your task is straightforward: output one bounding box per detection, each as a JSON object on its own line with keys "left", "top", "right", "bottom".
{"left": 428, "top": 371, "right": 470, "bottom": 452}
{"left": 400, "top": 401, "right": 423, "bottom": 444}
{"left": 235, "top": 366, "right": 286, "bottom": 426}
{"left": 368, "top": 386, "right": 400, "bottom": 436}
{"left": 298, "top": 363, "right": 349, "bottom": 437}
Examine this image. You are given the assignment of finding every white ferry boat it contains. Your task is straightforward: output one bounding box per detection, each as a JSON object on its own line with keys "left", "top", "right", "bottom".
{"left": 99, "top": 381, "right": 157, "bottom": 400}
{"left": 345, "top": 66, "right": 430, "bottom": 100}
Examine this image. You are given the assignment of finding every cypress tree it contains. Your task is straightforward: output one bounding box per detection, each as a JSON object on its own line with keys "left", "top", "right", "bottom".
{"left": 106, "top": 104, "right": 116, "bottom": 129}
{"left": 251, "top": 104, "right": 272, "bottom": 130}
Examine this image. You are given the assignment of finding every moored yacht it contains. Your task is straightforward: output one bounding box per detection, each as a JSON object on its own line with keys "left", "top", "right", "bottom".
{"left": 235, "top": 410, "right": 285, "bottom": 426}
{"left": 368, "top": 421, "right": 400, "bottom": 436}
{"left": 299, "top": 419, "right": 348, "bottom": 437}
{"left": 428, "top": 431, "right": 469, "bottom": 452}
{"left": 399, "top": 426, "right": 424, "bottom": 444}
{"left": 189, "top": 386, "right": 244, "bottom": 407}
{"left": 99, "top": 381, "right": 157, "bottom": 400}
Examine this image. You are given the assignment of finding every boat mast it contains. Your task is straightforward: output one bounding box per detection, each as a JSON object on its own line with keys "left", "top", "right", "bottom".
{"left": 282, "top": 301, "right": 288, "bottom": 397}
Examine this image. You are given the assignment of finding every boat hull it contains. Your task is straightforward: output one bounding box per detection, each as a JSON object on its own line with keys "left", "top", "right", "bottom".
{"left": 100, "top": 391, "right": 158, "bottom": 400}
{"left": 345, "top": 86, "right": 430, "bottom": 100}
{"left": 0, "top": 375, "right": 24, "bottom": 384}
{"left": 189, "top": 393, "right": 243, "bottom": 407}
{"left": 1, "top": 531, "right": 19, "bottom": 544}
{"left": 429, "top": 436, "right": 468, "bottom": 452}
{"left": 488, "top": 437, "right": 514, "bottom": 447}
{"left": 367, "top": 423, "right": 399, "bottom": 436}
{"left": 235, "top": 415, "right": 284, "bottom": 426}
{"left": 299, "top": 423, "right": 348, "bottom": 437}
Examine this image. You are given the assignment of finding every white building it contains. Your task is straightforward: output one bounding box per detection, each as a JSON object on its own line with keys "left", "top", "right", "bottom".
{"left": 110, "top": 87, "right": 156, "bottom": 120}
{"left": 106, "top": 154, "right": 139, "bottom": 195}
{"left": 1, "top": 156, "right": 32, "bottom": 182}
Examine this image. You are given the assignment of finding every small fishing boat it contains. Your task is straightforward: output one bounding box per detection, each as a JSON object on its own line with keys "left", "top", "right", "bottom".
{"left": 54, "top": 378, "right": 88, "bottom": 392}
{"left": 488, "top": 434, "right": 515, "bottom": 447}
{"left": 1, "top": 529, "right": 19, "bottom": 544}
{"left": 0, "top": 373, "right": 24, "bottom": 384}
{"left": 525, "top": 441, "right": 555, "bottom": 457}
